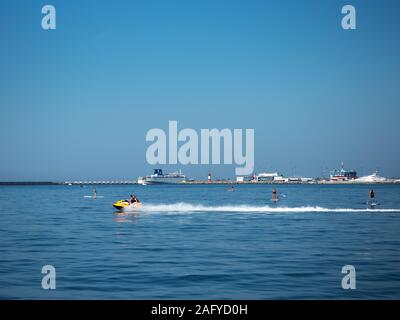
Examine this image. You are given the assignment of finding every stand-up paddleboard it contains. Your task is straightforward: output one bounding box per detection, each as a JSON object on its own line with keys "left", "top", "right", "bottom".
{"left": 366, "top": 201, "right": 380, "bottom": 208}
{"left": 84, "top": 195, "right": 104, "bottom": 198}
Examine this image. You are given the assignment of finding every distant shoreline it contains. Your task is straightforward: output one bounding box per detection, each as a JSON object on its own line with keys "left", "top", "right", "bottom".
{"left": 1, "top": 180, "right": 400, "bottom": 186}
{"left": 0, "top": 181, "right": 62, "bottom": 186}
{"left": 184, "top": 180, "right": 400, "bottom": 185}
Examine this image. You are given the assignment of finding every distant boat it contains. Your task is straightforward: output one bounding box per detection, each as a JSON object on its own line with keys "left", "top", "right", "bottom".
{"left": 256, "top": 172, "right": 283, "bottom": 182}
{"left": 138, "top": 169, "right": 188, "bottom": 185}
{"left": 330, "top": 162, "right": 357, "bottom": 181}
{"left": 355, "top": 172, "right": 386, "bottom": 183}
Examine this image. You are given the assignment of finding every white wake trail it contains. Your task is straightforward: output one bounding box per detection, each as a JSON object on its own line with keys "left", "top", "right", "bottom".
{"left": 130, "top": 203, "right": 400, "bottom": 214}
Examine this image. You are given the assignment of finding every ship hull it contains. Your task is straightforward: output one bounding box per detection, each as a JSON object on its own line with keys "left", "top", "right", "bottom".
{"left": 143, "top": 178, "right": 186, "bottom": 184}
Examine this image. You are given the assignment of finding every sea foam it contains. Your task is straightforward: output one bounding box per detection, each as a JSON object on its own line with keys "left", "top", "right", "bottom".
{"left": 122, "top": 203, "right": 400, "bottom": 214}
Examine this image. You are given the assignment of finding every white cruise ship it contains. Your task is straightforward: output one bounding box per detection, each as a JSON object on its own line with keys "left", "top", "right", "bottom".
{"left": 138, "top": 169, "right": 188, "bottom": 185}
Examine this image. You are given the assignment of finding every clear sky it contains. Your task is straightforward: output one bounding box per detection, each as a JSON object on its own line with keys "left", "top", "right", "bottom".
{"left": 1, "top": 0, "right": 400, "bottom": 181}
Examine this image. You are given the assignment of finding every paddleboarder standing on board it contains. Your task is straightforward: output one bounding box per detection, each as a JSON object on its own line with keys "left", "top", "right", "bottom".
{"left": 272, "top": 189, "right": 278, "bottom": 202}
{"left": 369, "top": 189, "right": 375, "bottom": 204}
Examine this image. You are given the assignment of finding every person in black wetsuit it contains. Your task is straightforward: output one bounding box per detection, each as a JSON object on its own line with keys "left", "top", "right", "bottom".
{"left": 369, "top": 189, "right": 375, "bottom": 203}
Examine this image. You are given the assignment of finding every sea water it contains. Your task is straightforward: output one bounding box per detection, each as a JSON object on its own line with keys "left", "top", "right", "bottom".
{"left": 0, "top": 184, "right": 399, "bottom": 299}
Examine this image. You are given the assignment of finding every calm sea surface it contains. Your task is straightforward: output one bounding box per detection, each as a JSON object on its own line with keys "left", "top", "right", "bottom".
{"left": 0, "top": 184, "right": 400, "bottom": 299}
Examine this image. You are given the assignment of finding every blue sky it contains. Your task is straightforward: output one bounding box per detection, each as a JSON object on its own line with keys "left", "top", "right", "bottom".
{"left": 1, "top": 0, "right": 400, "bottom": 181}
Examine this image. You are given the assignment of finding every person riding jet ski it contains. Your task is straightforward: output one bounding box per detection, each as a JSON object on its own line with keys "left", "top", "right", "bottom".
{"left": 130, "top": 195, "right": 141, "bottom": 204}
{"left": 113, "top": 194, "right": 142, "bottom": 210}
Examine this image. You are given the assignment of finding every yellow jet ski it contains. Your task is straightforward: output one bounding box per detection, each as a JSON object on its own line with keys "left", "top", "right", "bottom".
{"left": 113, "top": 200, "right": 142, "bottom": 211}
